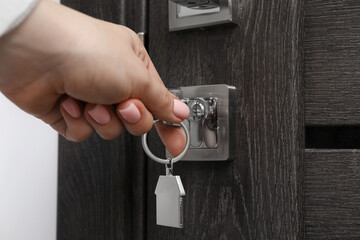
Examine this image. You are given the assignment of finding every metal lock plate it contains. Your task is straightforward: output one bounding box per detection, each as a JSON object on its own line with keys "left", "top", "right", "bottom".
{"left": 169, "top": 0, "right": 239, "bottom": 31}
{"left": 167, "top": 84, "right": 236, "bottom": 161}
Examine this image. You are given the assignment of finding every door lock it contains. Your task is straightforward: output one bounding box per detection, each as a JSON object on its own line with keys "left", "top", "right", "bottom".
{"left": 167, "top": 84, "right": 236, "bottom": 161}
{"left": 181, "top": 97, "right": 218, "bottom": 148}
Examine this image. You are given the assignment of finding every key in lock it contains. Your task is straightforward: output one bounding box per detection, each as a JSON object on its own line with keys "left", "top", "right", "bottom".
{"left": 183, "top": 97, "right": 218, "bottom": 148}
{"left": 168, "top": 84, "right": 236, "bottom": 161}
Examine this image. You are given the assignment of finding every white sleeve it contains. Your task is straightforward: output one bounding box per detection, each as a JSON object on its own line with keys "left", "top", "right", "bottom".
{"left": 0, "top": 0, "right": 39, "bottom": 36}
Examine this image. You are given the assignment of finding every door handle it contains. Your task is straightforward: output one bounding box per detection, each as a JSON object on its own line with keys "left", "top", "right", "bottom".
{"left": 168, "top": 0, "right": 239, "bottom": 31}
{"left": 170, "top": 0, "right": 220, "bottom": 9}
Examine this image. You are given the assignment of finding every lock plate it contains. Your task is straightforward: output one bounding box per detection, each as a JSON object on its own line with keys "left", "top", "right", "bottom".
{"left": 168, "top": 0, "right": 238, "bottom": 31}
{"left": 167, "top": 84, "right": 236, "bottom": 161}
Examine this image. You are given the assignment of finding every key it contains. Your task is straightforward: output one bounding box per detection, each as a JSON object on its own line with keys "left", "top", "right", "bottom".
{"left": 154, "top": 160, "right": 185, "bottom": 228}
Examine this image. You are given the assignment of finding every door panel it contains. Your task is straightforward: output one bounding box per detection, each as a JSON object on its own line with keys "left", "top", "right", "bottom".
{"left": 305, "top": 150, "right": 360, "bottom": 239}
{"left": 147, "top": 1, "right": 304, "bottom": 239}
{"left": 304, "top": 0, "right": 360, "bottom": 238}
{"left": 305, "top": 0, "right": 360, "bottom": 125}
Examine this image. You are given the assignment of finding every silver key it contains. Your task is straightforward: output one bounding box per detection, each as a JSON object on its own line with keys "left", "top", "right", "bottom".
{"left": 154, "top": 161, "right": 185, "bottom": 228}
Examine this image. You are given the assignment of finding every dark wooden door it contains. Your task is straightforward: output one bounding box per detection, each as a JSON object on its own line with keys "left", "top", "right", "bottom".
{"left": 145, "top": 1, "right": 303, "bottom": 239}
{"left": 304, "top": 0, "right": 360, "bottom": 239}
{"left": 57, "top": 0, "right": 360, "bottom": 239}
{"left": 57, "top": 1, "right": 148, "bottom": 239}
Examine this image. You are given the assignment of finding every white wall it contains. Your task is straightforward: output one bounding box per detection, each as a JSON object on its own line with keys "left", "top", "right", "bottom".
{"left": 0, "top": 93, "right": 58, "bottom": 240}
{"left": 0, "top": 1, "right": 67, "bottom": 239}
{"left": 0, "top": 1, "right": 60, "bottom": 238}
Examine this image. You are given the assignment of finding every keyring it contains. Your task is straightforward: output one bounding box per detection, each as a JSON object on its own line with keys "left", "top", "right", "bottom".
{"left": 141, "top": 119, "right": 190, "bottom": 164}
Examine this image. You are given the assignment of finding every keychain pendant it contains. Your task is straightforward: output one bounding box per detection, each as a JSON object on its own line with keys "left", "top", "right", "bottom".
{"left": 142, "top": 120, "right": 190, "bottom": 228}
{"left": 155, "top": 173, "right": 185, "bottom": 228}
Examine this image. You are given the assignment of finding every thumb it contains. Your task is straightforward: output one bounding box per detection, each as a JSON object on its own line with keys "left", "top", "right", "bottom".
{"left": 129, "top": 46, "right": 189, "bottom": 123}
{"left": 119, "top": 26, "right": 190, "bottom": 123}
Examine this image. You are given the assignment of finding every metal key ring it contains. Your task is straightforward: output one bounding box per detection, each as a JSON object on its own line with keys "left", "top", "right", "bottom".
{"left": 141, "top": 119, "right": 190, "bottom": 164}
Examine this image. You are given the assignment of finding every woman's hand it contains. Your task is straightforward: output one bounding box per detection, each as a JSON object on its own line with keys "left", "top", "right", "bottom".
{"left": 0, "top": 0, "right": 189, "bottom": 156}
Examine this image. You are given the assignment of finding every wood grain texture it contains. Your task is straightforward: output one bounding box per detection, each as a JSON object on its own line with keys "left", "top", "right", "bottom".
{"left": 147, "top": 0, "right": 304, "bottom": 239}
{"left": 305, "top": 0, "right": 360, "bottom": 125}
{"left": 58, "top": 1, "right": 147, "bottom": 239}
{"left": 305, "top": 149, "right": 360, "bottom": 239}
{"left": 58, "top": 135, "right": 146, "bottom": 240}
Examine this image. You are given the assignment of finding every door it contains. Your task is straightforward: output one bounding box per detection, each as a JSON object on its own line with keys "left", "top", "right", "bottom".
{"left": 304, "top": 0, "right": 360, "bottom": 239}
{"left": 145, "top": 1, "right": 302, "bottom": 239}
{"left": 57, "top": 0, "right": 360, "bottom": 239}
{"left": 57, "top": 1, "right": 148, "bottom": 239}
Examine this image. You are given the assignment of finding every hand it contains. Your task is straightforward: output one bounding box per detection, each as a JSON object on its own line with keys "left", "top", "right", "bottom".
{"left": 0, "top": 0, "right": 189, "bottom": 156}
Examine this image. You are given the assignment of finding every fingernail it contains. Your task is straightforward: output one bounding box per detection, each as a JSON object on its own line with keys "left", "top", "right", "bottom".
{"left": 118, "top": 103, "right": 141, "bottom": 124}
{"left": 173, "top": 99, "right": 189, "bottom": 119}
{"left": 61, "top": 97, "right": 81, "bottom": 118}
{"left": 88, "top": 104, "right": 111, "bottom": 125}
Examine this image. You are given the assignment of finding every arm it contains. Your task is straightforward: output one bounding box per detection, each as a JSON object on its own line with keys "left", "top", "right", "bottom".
{"left": 0, "top": 0, "right": 189, "bottom": 155}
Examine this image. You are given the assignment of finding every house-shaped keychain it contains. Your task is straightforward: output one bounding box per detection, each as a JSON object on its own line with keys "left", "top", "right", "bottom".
{"left": 154, "top": 174, "right": 185, "bottom": 228}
